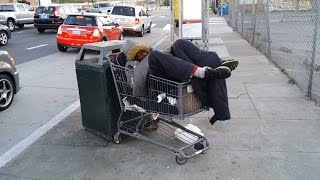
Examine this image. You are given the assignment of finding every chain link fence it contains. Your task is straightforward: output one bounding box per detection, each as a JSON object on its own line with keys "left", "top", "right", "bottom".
{"left": 227, "top": 0, "right": 320, "bottom": 104}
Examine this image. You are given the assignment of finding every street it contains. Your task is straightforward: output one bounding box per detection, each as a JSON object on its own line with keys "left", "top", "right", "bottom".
{"left": 0, "top": 9, "right": 172, "bottom": 159}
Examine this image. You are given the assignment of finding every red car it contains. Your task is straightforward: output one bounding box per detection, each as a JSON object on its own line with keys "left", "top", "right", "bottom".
{"left": 56, "top": 13, "right": 124, "bottom": 52}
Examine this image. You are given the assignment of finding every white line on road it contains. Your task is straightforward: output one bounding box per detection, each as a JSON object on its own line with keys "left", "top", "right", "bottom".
{"left": 0, "top": 100, "right": 80, "bottom": 168}
{"left": 151, "top": 23, "right": 157, "bottom": 28}
{"left": 163, "top": 24, "right": 170, "bottom": 31}
{"left": 152, "top": 35, "right": 168, "bottom": 48}
{"left": 27, "top": 44, "right": 48, "bottom": 50}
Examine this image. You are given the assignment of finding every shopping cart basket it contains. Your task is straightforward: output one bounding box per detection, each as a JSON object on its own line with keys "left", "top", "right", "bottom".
{"left": 109, "top": 60, "right": 210, "bottom": 165}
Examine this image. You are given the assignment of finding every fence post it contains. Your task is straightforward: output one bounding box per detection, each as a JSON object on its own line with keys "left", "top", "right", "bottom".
{"left": 266, "top": 0, "right": 272, "bottom": 59}
{"left": 251, "top": 0, "right": 257, "bottom": 45}
{"left": 202, "top": 0, "right": 209, "bottom": 50}
{"left": 242, "top": 0, "right": 245, "bottom": 36}
{"left": 307, "top": 0, "right": 320, "bottom": 98}
{"left": 170, "top": 0, "right": 174, "bottom": 43}
{"left": 235, "top": 0, "right": 239, "bottom": 31}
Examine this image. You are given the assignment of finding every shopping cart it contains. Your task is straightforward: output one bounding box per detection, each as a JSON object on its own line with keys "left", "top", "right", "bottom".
{"left": 109, "top": 60, "right": 210, "bottom": 165}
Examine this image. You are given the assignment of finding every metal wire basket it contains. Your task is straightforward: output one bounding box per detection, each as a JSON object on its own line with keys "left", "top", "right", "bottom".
{"left": 110, "top": 61, "right": 210, "bottom": 165}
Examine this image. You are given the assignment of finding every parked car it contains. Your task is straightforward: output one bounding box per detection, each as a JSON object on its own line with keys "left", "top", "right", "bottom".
{"left": 86, "top": 2, "right": 113, "bottom": 14}
{"left": 56, "top": 13, "right": 124, "bottom": 52}
{"left": 0, "top": 24, "right": 11, "bottom": 46}
{"left": 34, "top": 4, "right": 79, "bottom": 33}
{"left": 109, "top": 5, "right": 152, "bottom": 37}
{"left": 0, "top": 3, "right": 34, "bottom": 31}
{"left": 0, "top": 50, "right": 20, "bottom": 111}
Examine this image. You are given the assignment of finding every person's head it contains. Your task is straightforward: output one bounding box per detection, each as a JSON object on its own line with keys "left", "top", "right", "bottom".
{"left": 134, "top": 49, "right": 149, "bottom": 61}
{"left": 123, "top": 40, "right": 150, "bottom": 62}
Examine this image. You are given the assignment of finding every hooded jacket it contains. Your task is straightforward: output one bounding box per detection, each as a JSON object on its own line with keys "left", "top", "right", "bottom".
{"left": 123, "top": 40, "right": 151, "bottom": 97}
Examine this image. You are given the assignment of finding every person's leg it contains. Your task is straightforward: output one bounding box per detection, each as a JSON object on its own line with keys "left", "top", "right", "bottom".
{"left": 149, "top": 50, "right": 233, "bottom": 81}
{"left": 171, "top": 39, "right": 221, "bottom": 68}
{"left": 171, "top": 39, "right": 239, "bottom": 71}
{"left": 148, "top": 50, "right": 194, "bottom": 82}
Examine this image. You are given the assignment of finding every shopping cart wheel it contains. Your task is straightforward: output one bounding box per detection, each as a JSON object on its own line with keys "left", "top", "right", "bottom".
{"left": 114, "top": 133, "right": 122, "bottom": 144}
{"left": 175, "top": 156, "right": 188, "bottom": 165}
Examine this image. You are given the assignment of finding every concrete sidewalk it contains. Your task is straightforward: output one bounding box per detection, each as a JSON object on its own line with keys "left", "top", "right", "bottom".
{"left": 1, "top": 15, "right": 320, "bottom": 180}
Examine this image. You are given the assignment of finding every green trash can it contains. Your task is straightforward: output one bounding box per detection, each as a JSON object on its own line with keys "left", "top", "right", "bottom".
{"left": 75, "top": 41, "right": 125, "bottom": 140}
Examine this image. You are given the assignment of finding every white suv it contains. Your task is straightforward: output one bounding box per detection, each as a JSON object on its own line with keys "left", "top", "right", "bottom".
{"left": 110, "top": 5, "right": 152, "bottom": 37}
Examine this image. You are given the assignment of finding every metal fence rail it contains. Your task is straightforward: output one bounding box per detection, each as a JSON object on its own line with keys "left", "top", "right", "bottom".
{"left": 227, "top": 0, "right": 320, "bottom": 104}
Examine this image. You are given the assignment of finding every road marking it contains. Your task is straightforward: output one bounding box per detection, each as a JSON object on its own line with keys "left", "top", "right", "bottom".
{"left": 151, "top": 23, "right": 156, "bottom": 28}
{"left": 163, "top": 24, "right": 170, "bottom": 31}
{"left": 0, "top": 100, "right": 80, "bottom": 168}
{"left": 26, "top": 44, "right": 48, "bottom": 50}
{"left": 152, "top": 35, "right": 168, "bottom": 48}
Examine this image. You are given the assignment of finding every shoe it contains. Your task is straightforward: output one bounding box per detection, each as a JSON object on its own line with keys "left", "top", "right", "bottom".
{"left": 205, "top": 66, "right": 231, "bottom": 79}
{"left": 221, "top": 59, "right": 238, "bottom": 71}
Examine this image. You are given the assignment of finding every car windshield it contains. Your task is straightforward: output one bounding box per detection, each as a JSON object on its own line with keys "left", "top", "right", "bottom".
{"left": 111, "top": 6, "right": 135, "bottom": 16}
{"left": 36, "top": 6, "right": 56, "bottom": 14}
{"left": 64, "top": 15, "right": 95, "bottom": 26}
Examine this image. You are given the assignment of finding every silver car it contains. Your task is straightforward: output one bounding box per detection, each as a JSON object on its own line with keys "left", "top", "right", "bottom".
{"left": 0, "top": 50, "right": 20, "bottom": 111}
{"left": 110, "top": 5, "right": 152, "bottom": 37}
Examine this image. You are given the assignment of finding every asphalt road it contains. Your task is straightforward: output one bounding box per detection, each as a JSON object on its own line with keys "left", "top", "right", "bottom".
{"left": 0, "top": 25, "right": 58, "bottom": 65}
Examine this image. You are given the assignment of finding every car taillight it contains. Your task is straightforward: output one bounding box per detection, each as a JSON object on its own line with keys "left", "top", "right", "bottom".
{"left": 6, "top": 53, "right": 14, "bottom": 65}
{"left": 135, "top": 18, "right": 139, "bottom": 24}
{"left": 57, "top": 26, "right": 62, "bottom": 34}
{"left": 92, "top": 29, "right": 100, "bottom": 37}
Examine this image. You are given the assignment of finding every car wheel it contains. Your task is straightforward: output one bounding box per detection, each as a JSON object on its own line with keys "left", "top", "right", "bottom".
{"left": 147, "top": 23, "right": 152, "bottom": 33}
{"left": 101, "top": 37, "right": 107, "bottom": 42}
{"left": 57, "top": 44, "right": 68, "bottom": 52}
{"left": 7, "top": 19, "right": 15, "bottom": 32}
{"left": 37, "top": 28, "right": 45, "bottom": 33}
{"left": 138, "top": 27, "right": 144, "bottom": 37}
{"left": 0, "top": 74, "right": 15, "bottom": 111}
{"left": 17, "top": 24, "right": 24, "bottom": 28}
{"left": 119, "top": 32, "right": 124, "bottom": 40}
{"left": 0, "top": 31, "right": 8, "bottom": 46}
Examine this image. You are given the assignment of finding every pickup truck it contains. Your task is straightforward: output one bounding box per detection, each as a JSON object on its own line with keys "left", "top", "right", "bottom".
{"left": 86, "top": 2, "right": 113, "bottom": 15}
{"left": 0, "top": 3, "right": 34, "bottom": 31}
